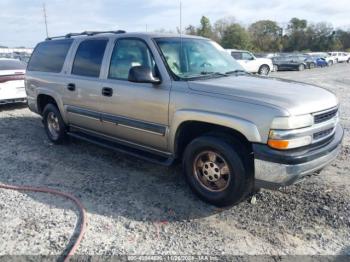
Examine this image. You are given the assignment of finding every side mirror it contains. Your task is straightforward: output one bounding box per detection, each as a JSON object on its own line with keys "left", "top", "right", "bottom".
{"left": 128, "top": 66, "right": 161, "bottom": 84}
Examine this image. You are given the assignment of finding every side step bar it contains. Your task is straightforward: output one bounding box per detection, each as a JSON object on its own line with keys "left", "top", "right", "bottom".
{"left": 67, "top": 130, "right": 174, "bottom": 166}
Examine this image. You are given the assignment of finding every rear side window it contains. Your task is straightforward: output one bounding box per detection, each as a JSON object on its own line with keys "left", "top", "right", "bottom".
{"left": 0, "top": 60, "right": 26, "bottom": 70}
{"left": 72, "top": 39, "right": 108, "bottom": 78}
{"left": 27, "top": 39, "right": 73, "bottom": 73}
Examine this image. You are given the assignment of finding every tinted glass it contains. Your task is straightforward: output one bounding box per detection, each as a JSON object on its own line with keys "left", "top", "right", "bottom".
{"left": 231, "top": 52, "right": 242, "bottom": 59}
{"left": 27, "top": 39, "right": 73, "bottom": 72}
{"left": 72, "top": 39, "right": 108, "bottom": 77}
{"left": 0, "top": 59, "right": 26, "bottom": 70}
{"left": 109, "top": 39, "right": 156, "bottom": 80}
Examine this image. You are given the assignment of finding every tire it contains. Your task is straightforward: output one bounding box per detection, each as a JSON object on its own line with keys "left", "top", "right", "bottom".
{"left": 43, "top": 103, "right": 68, "bottom": 144}
{"left": 273, "top": 65, "right": 279, "bottom": 72}
{"left": 258, "top": 65, "right": 270, "bottom": 76}
{"left": 183, "top": 135, "right": 253, "bottom": 207}
{"left": 298, "top": 64, "right": 305, "bottom": 71}
{"left": 309, "top": 62, "right": 316, "bottom": 69}
{"left": 329, "top": 60, "right": 333, "bottom": 66}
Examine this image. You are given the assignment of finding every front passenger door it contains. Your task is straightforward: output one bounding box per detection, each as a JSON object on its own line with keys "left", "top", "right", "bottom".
{"left": 99, "top": 38, "right": 170, "bottom": 152}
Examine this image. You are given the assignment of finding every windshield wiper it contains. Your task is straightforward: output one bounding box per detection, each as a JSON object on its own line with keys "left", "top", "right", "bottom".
{"left": 225, "top": 70, "right": 247, "bottom": 75}
{"left": 200, "top": 71, "right": 229, "bottom": 77}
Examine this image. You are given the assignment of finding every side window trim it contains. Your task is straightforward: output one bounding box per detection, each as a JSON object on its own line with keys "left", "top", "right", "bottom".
{"left": 107, "top": 37, "right": 160, "bottom": 82}
{"left": 71, "top": 38, "right": 108, "bottom": 78}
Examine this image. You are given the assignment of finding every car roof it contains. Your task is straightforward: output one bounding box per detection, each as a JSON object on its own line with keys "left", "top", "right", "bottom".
{"left": 43, "top": 31, "right": 207, "bottom": 42}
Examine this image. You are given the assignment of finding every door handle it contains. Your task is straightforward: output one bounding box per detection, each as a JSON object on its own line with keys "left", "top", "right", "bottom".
{"left": 67, "top": 83, "right": 76, "bottom": 91}
{"left": 102, "top": 87, "right": 113, "bottom": 97}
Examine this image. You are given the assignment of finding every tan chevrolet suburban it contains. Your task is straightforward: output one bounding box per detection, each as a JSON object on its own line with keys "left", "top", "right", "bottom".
{"left": 25, "top": 31, "right": 343, "bottom": 206}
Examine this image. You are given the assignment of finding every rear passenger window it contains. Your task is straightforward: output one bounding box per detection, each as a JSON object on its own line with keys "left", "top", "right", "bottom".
{"left": 231, "top": 52, "right": 242, "bottom": 60}
{"left": 72, "top": 39, "right": 108, "bottom": 78}
{"left": 27, "top": 39, "right": 73, "bottom": 73}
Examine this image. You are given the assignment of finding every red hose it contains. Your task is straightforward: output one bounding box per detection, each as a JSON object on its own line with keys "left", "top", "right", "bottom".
{"left": 0, "top": 183, "right": 87, "bottom": 262}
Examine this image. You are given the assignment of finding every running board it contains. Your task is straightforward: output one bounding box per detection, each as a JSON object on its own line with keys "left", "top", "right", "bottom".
{"left": 67, "top": 130, "right": 174, "bottom": 166}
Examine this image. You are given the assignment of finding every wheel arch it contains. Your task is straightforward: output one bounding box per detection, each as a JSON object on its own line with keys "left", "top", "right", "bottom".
{"left": 36, "top": 89, "right": 67, "bottom": 123}
{"left": 170, "top": 110, "right": 261, "bottom": 159}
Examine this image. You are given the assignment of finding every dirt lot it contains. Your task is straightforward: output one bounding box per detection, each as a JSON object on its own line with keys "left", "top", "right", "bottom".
{"left": 0, "top": 63, "right": 349, "bottom": 258}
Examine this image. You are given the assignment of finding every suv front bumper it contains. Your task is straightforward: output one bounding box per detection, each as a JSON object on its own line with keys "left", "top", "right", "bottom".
{"left": 253, "top": 123, "right": 344, "bottom": 189}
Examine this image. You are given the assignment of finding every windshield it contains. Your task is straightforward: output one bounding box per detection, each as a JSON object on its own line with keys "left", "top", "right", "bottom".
{"left": 155, "top": 37, "right": 245, "bottom": 80}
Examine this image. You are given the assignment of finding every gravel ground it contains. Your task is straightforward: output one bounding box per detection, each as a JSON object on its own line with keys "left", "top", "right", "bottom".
{"left": 0, "top": 63, "right": 349, "bottom": 258}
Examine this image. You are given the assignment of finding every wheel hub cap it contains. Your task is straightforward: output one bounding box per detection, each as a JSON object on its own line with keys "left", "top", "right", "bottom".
{"left": 193, "top": 151, "right": 231, "bottom": 192}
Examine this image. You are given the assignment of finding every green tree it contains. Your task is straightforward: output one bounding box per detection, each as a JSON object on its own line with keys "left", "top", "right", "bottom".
{"left": 284, "top": 18, "right": 309, "bottom": 51}
{"left": 197, "top": 16, "right": 213, "bottom": 38}
{"left": 221, "top": 23, "right": 251, "bottom": 50}
{"left": 185, "top": 25, "right": 197, "bottom": 35}
{"left": 212, "top": 16, "right": 236, "bottom": 42}
{"left": 248, "top": 20, "right": 282, "bottom": 51}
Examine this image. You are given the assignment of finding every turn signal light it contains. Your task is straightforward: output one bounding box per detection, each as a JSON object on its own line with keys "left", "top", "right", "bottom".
{"left": 267, "top": 139, "right": 289, "bottom": 150}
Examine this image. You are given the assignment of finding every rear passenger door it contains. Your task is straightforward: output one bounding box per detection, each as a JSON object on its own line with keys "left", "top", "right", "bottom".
{"left": 63, "top": 38, "right": 108, "bottom": 133}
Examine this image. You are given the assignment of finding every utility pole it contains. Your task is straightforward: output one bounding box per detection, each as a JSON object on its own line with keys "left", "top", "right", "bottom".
{"left": 43, "top": 3, "right": 49, "bottom": 38}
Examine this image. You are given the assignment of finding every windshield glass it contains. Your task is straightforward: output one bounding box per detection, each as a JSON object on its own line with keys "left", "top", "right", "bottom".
{"left": 155, "top": 37, "right": 244, "bottom": 80}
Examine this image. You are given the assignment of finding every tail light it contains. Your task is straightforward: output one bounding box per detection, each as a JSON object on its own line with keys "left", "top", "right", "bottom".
{"left": 0, "top": 73, "right": 25, "bottom": 84}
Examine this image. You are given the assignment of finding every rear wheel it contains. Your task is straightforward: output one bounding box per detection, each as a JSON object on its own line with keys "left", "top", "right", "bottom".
{"left": 183, "top": 135, "right": 253, "bottom": 207}
{"left": 309, "top": 62, "right": 316, "bottom": 69}
{"left": 329, "top": 60, "right": 333, "bottom": 66}
{"left": 43, "top": 104, "right": 68, "bottom": 144}
{"left": 258, "top": 65, "right": 270, "bottom": 76}
{"left": 298, "top": 64, "right": 305, "bottom": 71}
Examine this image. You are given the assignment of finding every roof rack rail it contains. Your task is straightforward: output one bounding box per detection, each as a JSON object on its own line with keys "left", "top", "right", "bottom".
{"left": 46, "top": 30, "right": 126, "bottom": 40}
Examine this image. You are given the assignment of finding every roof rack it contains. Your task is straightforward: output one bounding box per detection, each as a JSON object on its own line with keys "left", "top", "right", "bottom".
{"left": 46, "top": 30, "right": 126, "bottom": 40}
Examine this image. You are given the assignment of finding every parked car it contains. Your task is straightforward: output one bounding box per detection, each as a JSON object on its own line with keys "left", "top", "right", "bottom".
{"left": 0, "top": 58, "right": 27, "bottom": 105}
{"left": 226, "top": 49, "right": 274, "bottom": 75}
{"left": 272, "top": 55, "right": 309, "bottom": 71}
{"left": 328, "top": 52, "right": 350, "bottom": 63}
{"left": 307, "top": 52, "right": 335, "bottom": 65}
{"left": 306, "top": 54, "right": 328, "bottom": 67}
{"left": 26, "top": 31, "right": 343, "bottom": 206}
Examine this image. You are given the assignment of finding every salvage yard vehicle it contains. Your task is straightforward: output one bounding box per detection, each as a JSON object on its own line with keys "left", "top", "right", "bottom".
{"left": 272, "top": 54, "right": 309, "bottom": 71}
{"left": 0, "top": 58, "right": 26, "bottom": 105}
{"left": 329, "top": 52, "right": 350, "bottom": 63}
{"left": 226, "top": 49, "right": 274, "bottom": 75}
{"left": 25, "top": 31, "right": 343, "bottom": 206}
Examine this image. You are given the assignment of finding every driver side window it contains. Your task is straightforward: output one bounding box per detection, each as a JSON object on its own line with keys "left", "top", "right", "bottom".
{"left": 108, "top": 38, "right": 157, "bottom": 80}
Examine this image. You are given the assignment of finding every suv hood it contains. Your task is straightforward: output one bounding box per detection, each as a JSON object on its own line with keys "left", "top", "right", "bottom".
{"left": 188, "top": 75, "right": 338, "bottom": 115}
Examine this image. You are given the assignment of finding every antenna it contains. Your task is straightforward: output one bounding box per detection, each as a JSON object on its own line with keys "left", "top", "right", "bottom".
{"left": 179, "top": 1, "right": 182, "bottom": 35}
{"left": 43, "top": 3, "right": 49, "bottom": 38}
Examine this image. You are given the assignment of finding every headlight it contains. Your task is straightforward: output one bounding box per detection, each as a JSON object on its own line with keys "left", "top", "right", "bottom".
{"left": 270, "top": 114, "right": 313, "bottom": 130}
{"left": 268, "top": 114, "right": 314, "bottom": 150}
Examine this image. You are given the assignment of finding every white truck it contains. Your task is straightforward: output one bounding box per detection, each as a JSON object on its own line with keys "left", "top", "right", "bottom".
{"left": 226, "top": 49, "right": 274, "bottom": 75}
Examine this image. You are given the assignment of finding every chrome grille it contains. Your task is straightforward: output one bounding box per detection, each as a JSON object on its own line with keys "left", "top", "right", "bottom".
{"left": 314, "top": 108, "right": 338, "bottom": 124}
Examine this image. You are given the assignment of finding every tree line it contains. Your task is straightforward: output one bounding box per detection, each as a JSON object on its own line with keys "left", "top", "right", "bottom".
{"left": 185, "top": 16, "right": 350, "bottom": 53}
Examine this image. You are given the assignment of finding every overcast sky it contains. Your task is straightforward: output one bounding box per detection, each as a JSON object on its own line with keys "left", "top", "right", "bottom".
{"left": 1, "top": 0, "right": 349, "bottom": 47}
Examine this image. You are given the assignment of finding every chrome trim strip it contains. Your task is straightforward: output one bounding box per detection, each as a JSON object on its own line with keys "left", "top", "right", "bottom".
{"left": 66, "top": 105, "right": 167, "bottom": 136}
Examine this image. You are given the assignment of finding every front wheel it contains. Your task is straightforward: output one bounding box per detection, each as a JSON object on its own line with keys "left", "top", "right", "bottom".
{"left": 183, "top": 135, "right": 253, "bottom": 207}
{"left": 258, "top": 65, "right": 270, "bottom": 76}
{"left": 298, "top": 64, "right": 305, "bottom": 71}
{"left": 43, "top": 104, "right": 68, "bottom": 144}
